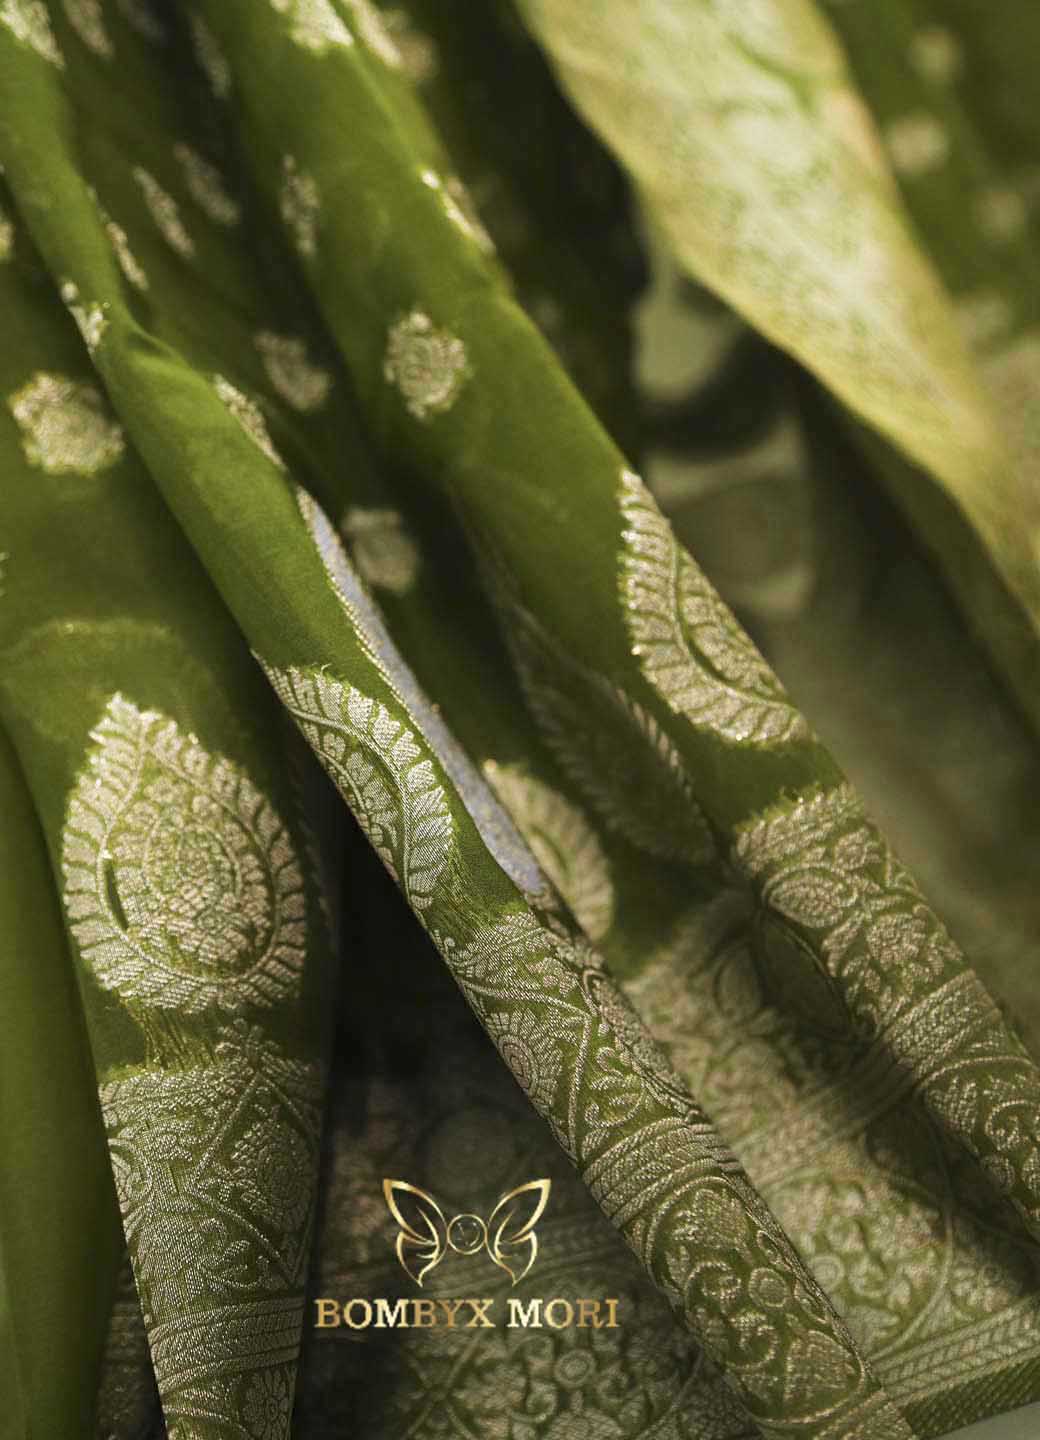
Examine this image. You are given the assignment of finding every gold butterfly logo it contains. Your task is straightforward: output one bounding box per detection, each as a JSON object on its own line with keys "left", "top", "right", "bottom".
{"left": 382, "top": 1178, "right": 552, "bottom": 1287}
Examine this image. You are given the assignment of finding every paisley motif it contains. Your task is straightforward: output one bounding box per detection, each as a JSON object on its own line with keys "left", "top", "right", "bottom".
{"left": 509, "top": 601, "right": 716, "bottom": 866}
{"left": 261, "top": 665, "right": 453, "bottom": 911}
{"left": 619, "top": 468, "right": 809, "bottom": 746}
{"left": 296, "top": 489, "right": 549, "bottom": 905}
{"left": 62, "top": 695, "right": 307, "bottom": 1013}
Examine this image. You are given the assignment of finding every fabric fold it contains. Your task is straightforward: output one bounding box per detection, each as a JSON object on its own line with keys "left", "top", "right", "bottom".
{"left": 511, "top": 0, "right": 1040, "bottom": 749}
{"left": 0, "top": 187, "right": 333, "bottom": 1440}
{"left": 0, "top": 722, "right": 122, "bottom": 1439}
{"left": 167, "top": 0, "right": 1040, "bottom": 1254}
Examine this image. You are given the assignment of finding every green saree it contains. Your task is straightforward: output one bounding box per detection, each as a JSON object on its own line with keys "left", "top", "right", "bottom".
{"left": 1, "top": 3, "right": 1040, "bottom": 1439}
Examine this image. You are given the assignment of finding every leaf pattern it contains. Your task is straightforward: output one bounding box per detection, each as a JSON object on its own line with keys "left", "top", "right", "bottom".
{"left": 620, "top": 469, "right": 809, "bottom": 746}
{"left": 483, "top": 760, "right": 615, "bottom": 941}
{"left": 508, "top": 599, "right": 716, "bottom": 866}
{"left": 261, "top": 665, "right": 453, "bottom": 912}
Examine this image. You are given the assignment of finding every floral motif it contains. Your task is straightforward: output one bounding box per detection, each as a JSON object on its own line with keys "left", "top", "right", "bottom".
{"left": 101, "top": 1024, "right": 320, "bottom": 1435}
{"left": 619, "top": 469, "right": 809, "bottom": 746}
{"left": 341, "top": 504, "right": 420, "bottom": 594}
{"left": 62, "top": 695, "right": 307, "bottom": 1013}
{"left": 233, "top": 1121, "right": 313, "bottom": 1231}
{"left": 484, "top": 1007, "right": 563, "bottom": 1112}
{"left": 735, "top": 785, "right": 1040, "bottom": 1237}
{"left": 255, "top": 331, "right": 332, "bottom": 412}
{"left": 242, "top": 1365, "right": 294, "bottom": 1438}
{"left": 8, "top": 371, "right": 125, "bottom": 474}
{"left": 384, "top": 310, "right": 469, "bottom": 420}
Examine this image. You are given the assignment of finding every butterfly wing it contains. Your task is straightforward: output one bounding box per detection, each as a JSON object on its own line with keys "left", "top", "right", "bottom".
{"left": 382, "top": 1179, "right": 448, "bottom": 1287}
{"left": 486, "top": 1179, "right": 551, "bottom": 1285}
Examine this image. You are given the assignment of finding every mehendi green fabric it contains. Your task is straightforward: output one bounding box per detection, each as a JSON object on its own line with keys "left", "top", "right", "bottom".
{"left": 2, "top": 4, "right": 1040, "bottom": 1440}
{"left": 0, "top": 187, "right": 335, "bottom": 1437}
{"left": 0, "top": 725, "right": 122, "bottom": 1438}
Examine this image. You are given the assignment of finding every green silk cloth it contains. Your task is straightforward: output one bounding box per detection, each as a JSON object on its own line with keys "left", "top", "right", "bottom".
{"left": 0, "top": 3, "right": 1040, "bottom": 1440}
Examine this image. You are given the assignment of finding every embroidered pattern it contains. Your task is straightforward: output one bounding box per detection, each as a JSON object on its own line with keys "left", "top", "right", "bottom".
{"left": 214, "top": 375, "right": 286, "bottom": 470}
{"left": 384, "top": 310, "right": 469, "bottom": 420}
{"left": 133, "top": 166, "right": 195, "bottom": 259}
{"left": 262, "top": 667, "right": 453, "bottom": 912}
{"left": 271, "top": 0, "right": 353, "bottom": 53}
{"left": 735, "top": 785, "right": 1040, "bottom": 1234}
{"left": 509, "top": 603, "right": 715, "bottom": 866}
{"left": 62, "top": 0, "right": 113, "bottom": 58}
{"left": 341, "top": 504, "right": 419, "bottom": 594}
{"left": 0, "top": 0, "right": 63, "bottom": 67}
{"left": 101, "top": 1023, "right": 321, "bottom": 1436}
{"left": 297, "top": 490, "right": 548, "bottom": 904}
{"left": 255, "top": 331, "right": 332, "bottom": 412}
{"left": 62, "top": 696, "right": 307, "bottom": 1014}
{"left": 620, "top": 469, "right": 810, "bottom": 746}
{"left": 8, "top": 371, "right": 125, "bottom": 474}
{"left": 173, "top": 143, "right": 241, "bottom": 226}
{"left": 483, "top": 761, "right": 614, "bottom": 941}
{"left": 280, "top": 155, "right": 320, "bottom": 259}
